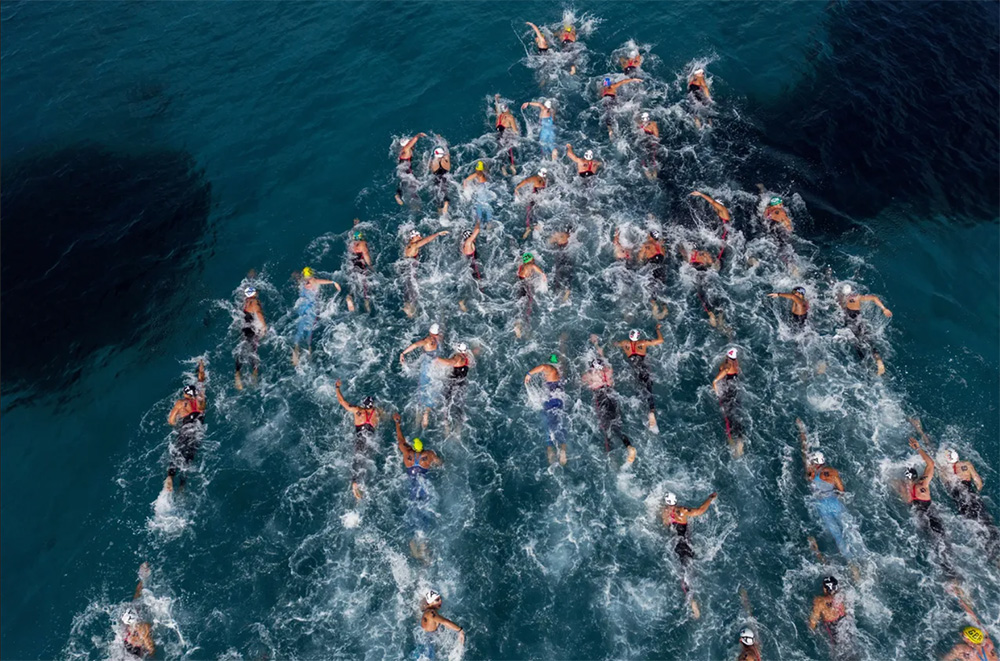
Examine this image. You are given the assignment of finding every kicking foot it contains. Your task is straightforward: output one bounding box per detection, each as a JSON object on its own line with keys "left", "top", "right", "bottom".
{"left": 234, "top": 372, "right": 244, "bottom": 390}
{"left": 816, "top": 361, "right": 827, "bottom": 375}
{"left": 162, "top": 475, "right": 174, "bottom": 494}
{"left": 291, "top": 347, "right": 300, "bottom": 367}
{"left": 351, "top": 482, "right": 363, "bottom": 500}
{"left": 459, "top": 299, "right": 468, "bottom": 312}
{"left": 648, "top": 412, "right": 659, "bottom": 434}
{"left": 626, "top": 446, "right": 637, "bottom": 463}
{"left": 690, "top": 599, "right": 701, "bottom": 619}
{"left": 546, "top": 446, "right": 556, "bottom": 465}
{"left": 346, "top": 295, "right": 355, "bottom": 312}
{"left": 559, "top": 445, "right": 568, "bottom": 466}
{"left": 395, "top": 193, "right": 404, "bottom": 205}
{"left": 875, "top": 358, "right": 886, "bottom": 376}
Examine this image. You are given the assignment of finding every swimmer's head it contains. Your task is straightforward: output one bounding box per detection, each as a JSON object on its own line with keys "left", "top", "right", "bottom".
{"left": 410, "top": 229, "right": 422, "bottom": 240}
{"left": 522, "top": 253, "right": 534, "bottom": 264}
{"left": 183, "top": 385, "right": 197, "bottom": 398}
{"left": 549, "top": 353, "right": 559, "bottom": 364}
{"left": 399, "top": 135, "right": 410, "bottom": 145}
{"left": 433, "top": 147, "right": 445, "bottom": 158}
{"left": 904, "top": 467, "right": 919, "bottom": 481}
{"left": 727, "top": 348, "right": 739, "bottom": 360}
{"left": 769, "top": 196, "right": 783, "bottom": 206}
{"left": 630, "top": 49, "right": 639, "bottom": 58}
{"left": 603, "top": 77, "right": 612, "bottom": 87}
{"left": 641, "top": 111, "right": 650, "bottom": 122}
{"left": 664, "top": 491, "right": 677, "bottom": 506}
{"left": 463, "top": 229, "right": 473, "bottom": 239}
{"left": 412, "top": 438, "right": 424, "bottom": 452}
{"left": 793, "top": 286, "right": 806, "bottom": 296}
{"left": 739, "top": 628, "right": 755, "bottom": 646}
{"left": 693, "top": 68, "right": 705, "bottom": 76}
{"left": 302, "top": 267, "right": 314, "bottom": 278}
{"left": 544, "top": 99, "right": 553, "bottom": 109}
{"left": 476, "top": 160, "right": 485, "bottom": 172}
{"left": 649, "top": 229, "right": 661, "bottom": 239}
{"left": 945, "top": 448, "right": 960, "bottom": 464}
{"left": 354, "top": 230, "right": 364, "bottom": 240}
{"left": 584, "top": 149, "right": 594, "bottom": 160}
{"left": 963, "top": 626, "right": 985, "bottom": 645}
{"left": 456, "top": 342, "right": 468, "bottom": 353}
{"left": 564, "top": 25, "right": 573, "bottom": 32}
{"left": 424, "top": 589, "right": 442, "bottom": 606}
{"left": 563, "top": 223, "right": 573, "bottom": 233}
{"left": 841, "top": 284, "right": 853, "bottom": 296}
{"left": 429, "top": 323, "right": 441, "bottom": 335}
{"left": 823, "top": 576, "right": 839, "bottom": 594}
{"left": 121, "top": 609, "right": 139, "bottom": 626}
{"left": 244, "top": 286, "right": 257, "bottom": 299}
{"left": 809, "top": 451, "right": 825, "bottom": 466}
{"left": 629, "top": 329, "right": 640, "bottom": 342}
{"left": 538, "top": 168, "right": 548, "bottom": 178}
{"left": 590, "top": 358, "right": 602, "bottom": 369}
{"left": 361, "top": 396, "right": 374, "bottom": 408}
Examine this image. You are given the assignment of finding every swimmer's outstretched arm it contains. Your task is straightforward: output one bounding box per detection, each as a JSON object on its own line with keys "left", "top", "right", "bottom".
{"left": 610, "top": 77, "right": 642, "bottom": 93}
{"left": 909, "top": 437, "right": 935, "bottom": 480}
{"left": 858, "top": 295, "right": 892, "bottom": 317}
{"left": 514, "top": 177, "right": 537, "bottom": 193}
{"left": 796, "top": 418, "right": 811, "bottom": 473}
{"left": 589, "top": 334, "right": 607, "bottom": 358}
{"left": 393, "top": 413, "right": 410, "bottom": 455}
{"left": 564, "top": 144, "right": 582, "bottom": 164}
{"left": 647, "top": 324, "right": 665, "bottom": 347}
{"left": 334, "top": 380, "right": 357, "bottom": 413}
{"left": 688, "top": 492, "right": 718, "bottom": 517}
{"left": 711, "top": 366, "right": 727, "bottom": 394}
{"left": 413, "top": 231, "right": 450, "bottom": 251}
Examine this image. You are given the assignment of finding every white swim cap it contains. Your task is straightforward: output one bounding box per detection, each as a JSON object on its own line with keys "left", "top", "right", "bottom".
{"left": 121, "top": 609, "right": 138, "bottom": 626}
{"left": 694, "top": 68, "right": 705, "bottom": 76}
{"left": 629, "top": 329, "right": 640, "bottom": 341}
{"left": 727, "top": 348, "right": 738, "bottom": 360}
{"left": 740, "top": 628, "right": 755, "bottom": 646}
{"left": 841, "top": 284, "right": 852, "bottom": 295}
{"left": 425, "top": 589, "right": 442, "bottom": 605}
{"left": 664, "top": 491, "right": 677, "bottom": 506}
{"left": 641, "top": 112, "right": 650, "bottom": 121}
{"left": 433, "top": 147, "right": 445, "bottom": 158}
{"left": 584, "top": 149, "right": 594, "bottom": 160}
{"left": 429, "top": 323, "right": 440, "bottom": 335}
{"left": 544, "top": 99, "right": 553, "bottom": 109}
{"left": 399, "top": 135, "right": 410, "bottom": 145}
{"left": 809, "top": 451, "right": 825, "bottom": 466}
{"left": 244, "top": 286, "right": 257, "bottom": 298}
{"left": 630, "top": 49, "right": 639, "bottom": 58}
{"left": 409, "top": 229, "right": 421, "bottom": 239}
{"left": 499, "top": 103, "right": 508, "bottom": 112}
{"left": 945, "top": 448, "right": 959, "bottom": 464}
{"left": 538, "top": 168, "right": 548, "bottom": 177}
{"left": 456, "top": 342, "right": 468, "bottom": 353}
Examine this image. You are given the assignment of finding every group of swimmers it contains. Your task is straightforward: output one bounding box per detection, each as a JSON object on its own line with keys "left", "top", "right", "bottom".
{"left": 116, "top": 18, "right": 998, "bottom": 661}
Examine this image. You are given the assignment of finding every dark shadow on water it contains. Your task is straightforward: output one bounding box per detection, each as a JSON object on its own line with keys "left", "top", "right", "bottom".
{"left": 722, "top": 0, "right": 1000, "bottom": 231}
{"left": 1, "top": 144, "right": 213, "bottom": 407}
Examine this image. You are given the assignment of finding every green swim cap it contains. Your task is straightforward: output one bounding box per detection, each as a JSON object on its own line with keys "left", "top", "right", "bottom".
{"left": 354, "top": 230, "right": 363, "bottom": 240}
{"left": 549, "top": 353, "right": 559, "bottom": 364}
{"left": 522, "top": 253, "right": 533, "bottom": 263}
{"left": 412, "top": 438, "right": 423, "bottom": 452}
{"left": 769, "top": 196, "right": 783, "bottom": 206}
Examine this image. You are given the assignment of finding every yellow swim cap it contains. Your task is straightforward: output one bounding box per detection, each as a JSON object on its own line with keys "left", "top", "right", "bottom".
{"left": 302, "top": 267, "right": 314, "bottom": 278}
{"left": 963, "top": 627, "right": 984, "bottom": 645}
{"left": 565, "top": 25, "right": 572, "bottom": 32}
{"left": 412, "top": 438, "right": 423, "bottom": 452}
{"left": 476, "top": 161, "right": 485, "bottom": 171}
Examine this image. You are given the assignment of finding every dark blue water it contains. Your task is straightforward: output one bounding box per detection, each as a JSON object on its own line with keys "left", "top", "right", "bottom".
{"left": 2, "top": 2, "right": 998, "bottom": 660}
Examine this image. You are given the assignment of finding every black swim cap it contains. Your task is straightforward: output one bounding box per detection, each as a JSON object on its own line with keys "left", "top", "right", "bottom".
{"left": 823, "top": 576, "right": 839, "bottom": 592}
{"left": 361, "top": 396, "right": 374, "bottom": 408}
{"left": 183, "top": 385, "right": 197, "bottom": 397}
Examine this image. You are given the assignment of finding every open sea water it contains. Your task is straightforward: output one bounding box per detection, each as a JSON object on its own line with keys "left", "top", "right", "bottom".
{"left": 2, "top": 2, "right": 998, "bottom": 659}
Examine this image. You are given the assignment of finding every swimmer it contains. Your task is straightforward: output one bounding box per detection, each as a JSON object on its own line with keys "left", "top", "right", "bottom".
{"left": 901, "top": 435, "right": 957, "bottom": 577}
{"left": 943, "top": 592, "right": 999, "bottom": 660}
{"left": 678, "top": 243, "right": 727, "bottom": 328}
{"left": 234, "top": 286, "right": 266, "bottom": 390}
{"left": 346, "top": 220, "right": 373, "bottom": 313}
{"left": 582, "top": 335, "right": 636, "bottom": 462}
{"left": 335, "top": 379, "right": 381, "bottom": 500}
{"left": 395, "top": 132, "right": 427, "bottom": 205}
{"left": 638, "top": 112, "right": 660, "bottom": 177}
{"left": 797, "top": 419, "right": 857, "bottom": 564}
{"left": 436, "top": 342, "right": 471, "bottom": 433}
{"left": 402, "top": 229, "right": 450, "bottom": 317}
{"left": 515, "top": 168, "right": 548, "bottom": 236}
{"left": 463, "top": 160, "right": 493, "bottom": 225}
{"left": 565, "top": 144, "right": 600, "bottom": 177}
{"left": 662, "top": 490, "right": 718, "bottom": 618}
{"left": 418, "top": 590, "right": 465, "bottom": 657}
{"left": 163, "top": 359, "right": 206, "bottom": 493}
{"left": 687, "top": 68, "right": 712, "bottom": 129}
{"left": 763, "top": 195, "right": 793, "bottom": 233}
{"left": 767, "top": 287, "right": 809, "bottom": 330}
{"left": 291, "top": 268, "right": 339, "bottom": 365}
{"left": 737, "top": 627, "right": 761, "bottom": 661}
{"left": 614, "top": 324, "right": 664, "bottom": 432}
{"left": 121, "top": 563, "right": 155, "bottom": 658}
{"left": 522, "top": 98, "right": 558, "bottom": 161}
{"left": 514, "top": 253, "right": 547, "bottom": 338}
{"left": 461, "top": 221, "right": 482, "bottom": 281}
{"left": 620, "top": 49, "right": 642, "bottom": 74}
{"left": 394, "top": 413, "right": 443, "bottom": 559}
{"left": 548, "top": 223, "right": 573, "bottom": 301}
{"left": 599, "top": 77, "right": 642, "bottom": 136}
{"left": 678, "top": 243, "right": 720, "bottom": 271}
{"left": 400, "top": 323, "right": 443, "bottom": 428}
{"left": 911, "top": 419, "right": 1000, "bottom": 556}
{"left": 712, "top": 348, "right": 744, "bottom": 457}
{"left": 690, "top": 190, "right": 731, "bottom": 224}
{"left": 559, "top": 24, "right": 578, "bottom": 74}
{"left": 494, "top": 94, "right": 520, "bottom": 174}
{"left": 808, "top": 576, "right": 849, "bottom": 645}
{"left": 429, "top": 146, "right": 452, "bottom": 215}
{"left": 525, "top": 353, "right": 569, "bottom": 465}
{"left": 526, "top": 21, "right": 550, "bottom": 52}
{"left": 837, "top": 284, "right": 892, "bottom": 375}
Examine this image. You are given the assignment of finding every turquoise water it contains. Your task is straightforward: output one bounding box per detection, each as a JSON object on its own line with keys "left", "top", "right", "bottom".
{"left": 2, "top": 2, "right": 998, "bottom": 659}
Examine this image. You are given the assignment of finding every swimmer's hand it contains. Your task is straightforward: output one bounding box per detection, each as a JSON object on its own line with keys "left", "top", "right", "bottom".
{"left": 393, "top": 412, "right": 401, "bottom": 423}
{"left": 908, "top": 437, "right": 920, "bottom": 450}
{"left": 767, "top": 293, "right": 779, "bottom": 298}
{"left": 138, "top": 563, "right": 151, "bottom": 581}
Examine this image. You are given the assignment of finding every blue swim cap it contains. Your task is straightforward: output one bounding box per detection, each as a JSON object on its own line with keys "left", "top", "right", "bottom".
{"left": 603, "top": 77, "right": 611, "bottom": 87}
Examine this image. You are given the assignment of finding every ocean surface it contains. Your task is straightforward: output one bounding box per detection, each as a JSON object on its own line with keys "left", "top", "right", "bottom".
{"left": 2, "top": 2, "right": 998, "bottom": 659}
